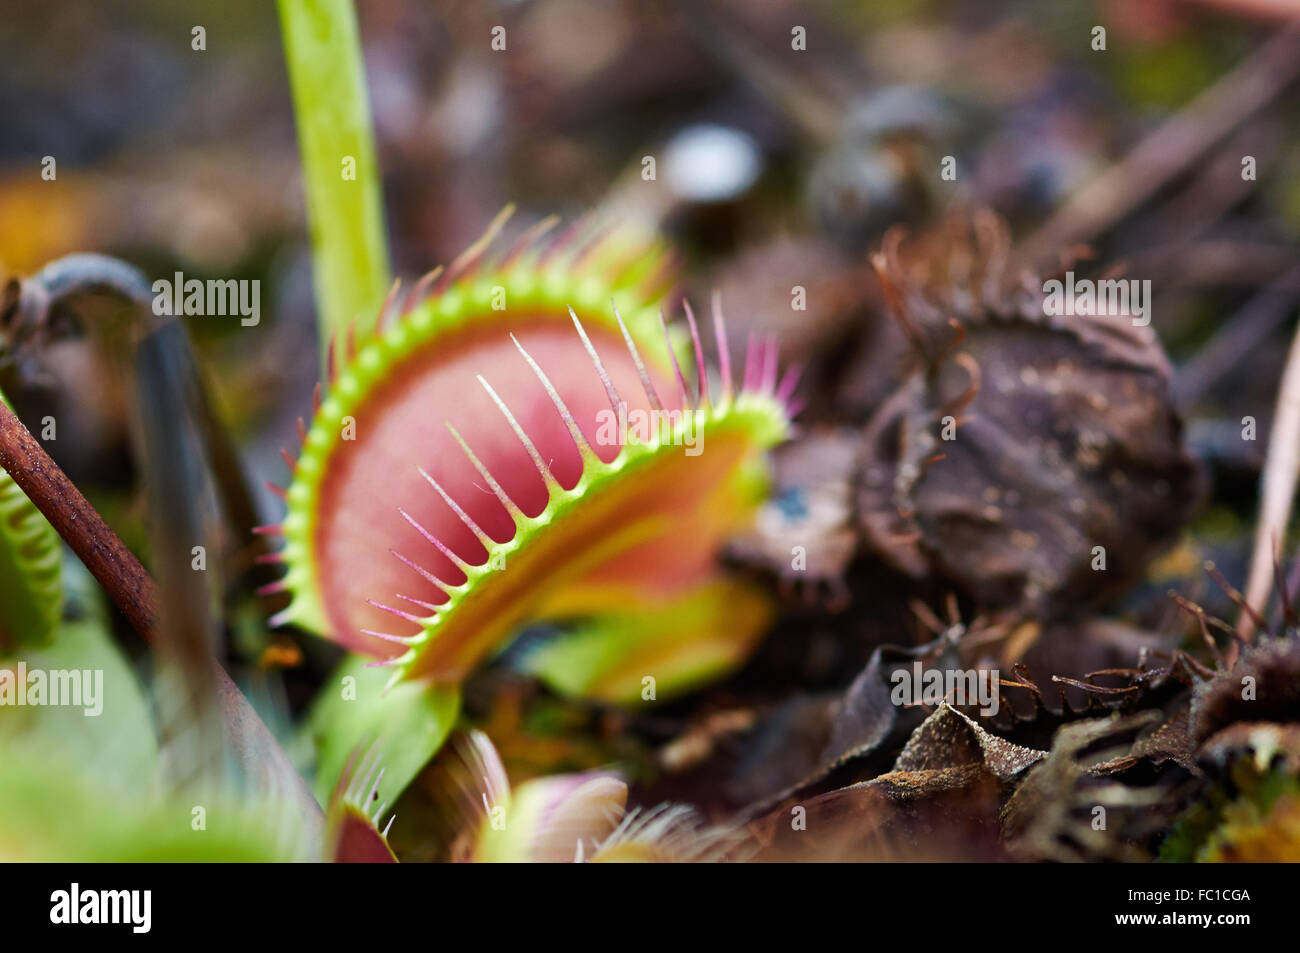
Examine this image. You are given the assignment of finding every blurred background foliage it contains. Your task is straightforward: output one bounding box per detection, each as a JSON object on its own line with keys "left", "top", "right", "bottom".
{"left": 1, "top": 0, "right": 1298, "bottom": 826}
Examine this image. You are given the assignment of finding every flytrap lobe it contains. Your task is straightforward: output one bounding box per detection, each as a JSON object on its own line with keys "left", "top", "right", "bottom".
{"left": 326, "top": 744, "right": 397, "bottom": 863}
{"left": 441, "top": 730, "right": 744, "bottom": 862}
{"left": 262, "top": 215, "right": 797, "bottom": 696}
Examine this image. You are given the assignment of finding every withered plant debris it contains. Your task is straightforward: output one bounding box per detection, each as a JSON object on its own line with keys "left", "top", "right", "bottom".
{"left": 856, "top": 213, "right": 1203, "bottom": 620}
{"left": 729, "top": 426, "right": 860, "bottom": 609}
{"left": 1000, "top": 711, "right": 1179, "bottom": 862}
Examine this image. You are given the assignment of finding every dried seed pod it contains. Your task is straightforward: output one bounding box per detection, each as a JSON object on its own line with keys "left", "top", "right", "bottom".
{"left": 1191, "top": 635, "right": 1300, "bottom": 749}
{"left": 856, "top": 212, "right": 1202, "bottom": 619}
{"left": 1163, "top": 613, "right": 1300, "bottom": 861}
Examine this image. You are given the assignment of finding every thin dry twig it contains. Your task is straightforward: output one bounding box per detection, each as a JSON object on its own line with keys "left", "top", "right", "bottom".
{"left": 1016, "top": 25, "right": 1300, "bottom": 258}
{"left": 1176, "top": 264, "right": 1300, "bottom": 405}
{"left": 1240, "top": 311, "right": 1300, "bottom": 645}
{"left": 0, "top": 399, "right": 158, "bottom": 637}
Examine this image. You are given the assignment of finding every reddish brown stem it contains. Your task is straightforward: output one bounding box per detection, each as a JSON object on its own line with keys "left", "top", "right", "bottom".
{"left": 0, "top": 398, "right": 158, "bottom": 639}
{"left": 0, "top": 397, "right": 324, "bottom": 819}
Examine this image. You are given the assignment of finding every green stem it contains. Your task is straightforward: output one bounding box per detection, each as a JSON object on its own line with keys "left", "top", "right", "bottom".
{"left": 277, "top": 0, "right": 391, "bottom": 370}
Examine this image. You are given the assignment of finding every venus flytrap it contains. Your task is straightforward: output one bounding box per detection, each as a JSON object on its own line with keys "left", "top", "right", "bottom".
{"left": 368, "top": 320, "right": 792, "bottom": 688}
{"left": 325, "top": 743, "right": 398, "bottom": 862}
{"left": 260, "top": 214, "right": 678, "bottom": 657}
{"left": 2, "top": 3, "right": 796, "bottom": 861}
{"left": 261, "top": 219, "right": 795, "bottom": 802}
{"left": 449, "top": 728, "right": 625, "bottom": 862}
{"left": 522, "top": 576, "right": 773, "bottom": 704}
{"left": 449, "top": 730, "right": 741, "bottom": 863}
{"left": 265, "top": 224, "right": 792, "bottom": 667}
{"left": 302, "top": 652, "right": 458, "bottom": 808}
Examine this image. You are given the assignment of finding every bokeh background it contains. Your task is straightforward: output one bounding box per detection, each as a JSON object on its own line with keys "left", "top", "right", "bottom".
{"left": 2, "top": 1, "right": 1299, "bottom": 824}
